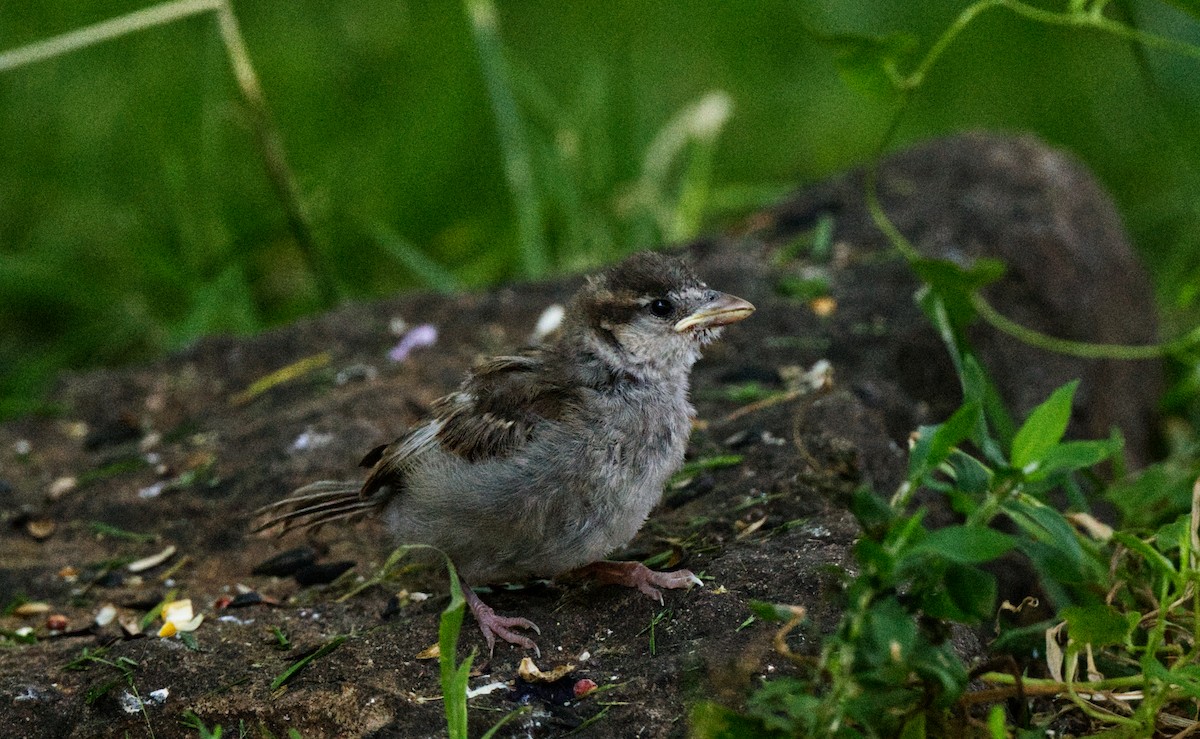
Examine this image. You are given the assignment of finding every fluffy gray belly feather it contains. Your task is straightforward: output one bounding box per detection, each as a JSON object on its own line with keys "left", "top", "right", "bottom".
{"left": 384, "top": 389, "right": 692, "bottom": 583}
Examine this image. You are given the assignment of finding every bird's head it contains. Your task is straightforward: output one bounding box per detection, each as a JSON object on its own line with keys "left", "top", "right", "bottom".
{"left": 565, "top": 251, "right": 755, "bottom": 382}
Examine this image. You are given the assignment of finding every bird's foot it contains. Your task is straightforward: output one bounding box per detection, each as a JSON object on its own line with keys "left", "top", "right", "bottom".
{"left": 461, "top": 580, "right": 541, "bottom": 656}
{"left": 574, "top": 560, "right": 703, "bottom": 605}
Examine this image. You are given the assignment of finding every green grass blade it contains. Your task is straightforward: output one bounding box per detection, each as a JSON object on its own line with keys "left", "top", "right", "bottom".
{"left": 464, "top": 0, "right": 547, "bottom": 277}
{"left": 367, "top": 221, "right": 463, "bottom": 294}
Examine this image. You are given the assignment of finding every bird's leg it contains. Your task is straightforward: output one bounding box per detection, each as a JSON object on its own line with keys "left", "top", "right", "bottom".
{"left": 572, "top": 561, "right": 703, "bottom": 605}
{"left": 459, "top": 576, "right": 541, "bottom": 656}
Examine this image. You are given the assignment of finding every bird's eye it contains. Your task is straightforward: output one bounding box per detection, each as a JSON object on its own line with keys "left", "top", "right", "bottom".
{"left": 648, "top": 298, "right": 673, "bottom": 318}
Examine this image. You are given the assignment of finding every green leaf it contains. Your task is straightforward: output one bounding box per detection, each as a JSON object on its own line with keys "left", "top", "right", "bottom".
{"left": 1154, "top": 516, "right": 1192, "bottom": 554}
{"left": 947, "top": 450, "right": 990, "bottom": 496}
{"left": 1061, "top": 605, "right": 1131, "bottom": 647}
{"left": 914, "top": 525, "right": 1014, "bottom": 564}
{"left": 943, "top": 564, "right": 997, "bottom": 622}
{"left": 802, "top": 27, "right": 916, "bottom": 98}
{"left": 1010, "top": 381, "right": 1079, "bottom": 470}
{"left": 963, "top": 355, "right": 1016, "bottom": 457}
{"left": 1028, "top": 439, "right": 1118, "bottom": 480}
{"left": 1105, "top": 461, "right": 1197, "bottom": 529}
{"left": 898, "top": 712, "right": 926, "bottom": 739}
{"left": 1139, "top": 655, "right": 1200, "bottom": 702}
{"left": 918, "top": 565, "right": 987, "bottom": 622}
{"left": 907, "top": 402, "right": 981, "bottom": 485}
{"left": 691, "top": 701, "right": 790, "bottom": 739}
{"left": 858, "top": 597, "right": 917, "bottom": 671}
{"left": 851, "top": 486, "right": 895, "bottom": 533}
{"left": 911, "top": 257, "right": 1006, "bottom": 334}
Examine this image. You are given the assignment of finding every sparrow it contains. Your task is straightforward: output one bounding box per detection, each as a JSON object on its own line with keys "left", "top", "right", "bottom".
{"left": 255, "top": 251, "right": 754, "bottom": 653}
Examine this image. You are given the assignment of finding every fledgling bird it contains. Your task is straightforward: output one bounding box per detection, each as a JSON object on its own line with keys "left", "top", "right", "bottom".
{"left": 255, "top": 251, "right": 754, "bottom": 653}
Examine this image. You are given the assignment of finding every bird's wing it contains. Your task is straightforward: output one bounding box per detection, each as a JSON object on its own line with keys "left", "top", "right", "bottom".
{"left": 432, "top": 350, "right": 579, "bottom": 463}
{"left": 358, "top": 418, "right": 444, "bottom": 499}
{"left": 357, "top": 350, "right": 576, "bottom": 498}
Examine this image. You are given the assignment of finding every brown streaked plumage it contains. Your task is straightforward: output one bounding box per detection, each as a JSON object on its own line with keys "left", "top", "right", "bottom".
{"left": 254, "top": 251, "right": 754, "bottom": 654}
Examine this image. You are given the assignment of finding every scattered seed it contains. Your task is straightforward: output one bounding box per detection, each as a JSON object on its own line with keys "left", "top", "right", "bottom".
{"left": 13, "top": 602, "right": 51, "bottom": 617}
{"left": 810, "top": 295, "right": 837, "bottom": 317}
{"left": 334, "top": 364, "right": 379, "bottom": 385}
{"left": 25, "top": 518, "right": 56, "bottom": 540}
{"left": 573, "top": 678, "right": 598, "bottom": 698}
{"left": 532, "top": 304, "right": 565, "bottom": 342}
{"left": 61, "top": 421, "right": 88, "bottom": 440}
{"left": 46, "top": 477, "right": 77, "bottom": 501}
{"left": 388, "top": 324, "right": 438, "bottom": 363}
{"left": 127, "top": 545, "right": 177, "bottom": 573}
{"left": 46, "top": 614, "right": 69, "bottom": 632}
{"left": 94, "top": 604, "right": 118, "bottom": 627}
{"left": 118, "top": 617, "right": 142, "bottom": 637}
{"left": 158, "top": 599, "right": 204, "bottom": 636}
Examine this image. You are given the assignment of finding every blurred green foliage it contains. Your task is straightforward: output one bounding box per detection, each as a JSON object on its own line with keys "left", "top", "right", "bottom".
{"left": 1, "top": 0, "right": 1199, "bottom": 417}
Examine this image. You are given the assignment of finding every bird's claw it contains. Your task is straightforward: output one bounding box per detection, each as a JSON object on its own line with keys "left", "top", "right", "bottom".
{"left": 577, "top": 561, "right": 703, "bottom": 604}
{"left": 464, "top": 591, "right": 541, "bottom": 656}
{"left": 478, "top": 610, "right": 541, "bottom": 657}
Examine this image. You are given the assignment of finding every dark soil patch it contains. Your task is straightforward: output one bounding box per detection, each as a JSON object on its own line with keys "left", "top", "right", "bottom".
{"left": 0, "top": 133, "right": 1161, "bottom": 737}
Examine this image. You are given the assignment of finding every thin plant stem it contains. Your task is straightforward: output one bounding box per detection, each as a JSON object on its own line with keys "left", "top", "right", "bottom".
{"left": 212, "top": 0, "right": 337, "bottom": 307}
{"left": 0, "top": 0, "right": 220, "bottom": 72}
{"left": 0, "top": 0, "right": 337, "bottom": 307}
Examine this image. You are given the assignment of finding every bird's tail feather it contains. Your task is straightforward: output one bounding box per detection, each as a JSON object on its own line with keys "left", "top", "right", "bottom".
{"left": 253, "top": 480, "right": 378, "bottom": 533}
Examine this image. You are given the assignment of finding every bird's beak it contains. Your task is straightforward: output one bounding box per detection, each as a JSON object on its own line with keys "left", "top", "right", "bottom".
{"left": 674, "top": 293, "right": 755, "bottom": 333}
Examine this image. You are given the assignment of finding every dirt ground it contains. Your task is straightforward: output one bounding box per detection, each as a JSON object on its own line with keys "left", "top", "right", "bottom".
{"left": 0, "top": 133, "right": 1162, "bottom": 737}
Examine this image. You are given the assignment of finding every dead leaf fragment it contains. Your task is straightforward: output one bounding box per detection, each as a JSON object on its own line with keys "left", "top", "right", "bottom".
{"left": 416, "top": 643, "right": 441, "bottom": 660}
{"left": 518, "top": 657, "right": 576, "bottom": 683}
{"left": 735, "top": 516, "right": 768, "bottom": 540}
